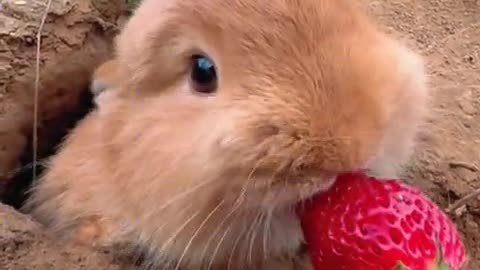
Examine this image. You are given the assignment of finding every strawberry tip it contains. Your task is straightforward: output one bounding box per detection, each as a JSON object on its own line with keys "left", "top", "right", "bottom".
{"left": 431, "top": 234, "right": 452, "bottom": 270}
{"left": 393, "top": 261, "right": 411, "bottom": 270}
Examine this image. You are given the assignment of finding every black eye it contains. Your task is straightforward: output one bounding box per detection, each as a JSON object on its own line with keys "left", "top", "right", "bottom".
{"left": 190, "top": 55, "right": 217, "bottom": 94}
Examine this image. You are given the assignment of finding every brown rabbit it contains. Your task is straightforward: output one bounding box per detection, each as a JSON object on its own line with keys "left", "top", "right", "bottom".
{"left": 25, "top": 0, "right": 430, "bottom": 269}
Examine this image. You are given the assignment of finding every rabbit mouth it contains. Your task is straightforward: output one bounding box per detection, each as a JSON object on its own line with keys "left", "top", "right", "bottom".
{"left": 248, "top": 174, "right": 338, "bottom": 210}
{"left": 273, "top": 172, "right": 337, "bottom": 194}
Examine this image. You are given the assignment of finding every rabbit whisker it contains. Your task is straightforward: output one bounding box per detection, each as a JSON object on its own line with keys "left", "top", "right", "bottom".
{"left": 174, "top": 199, "right": 225, "bottom": 270}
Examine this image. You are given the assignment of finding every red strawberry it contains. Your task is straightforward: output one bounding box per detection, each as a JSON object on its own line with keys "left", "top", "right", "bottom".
{"left": 298, "top": 171, "right": 469, "bottom": 270}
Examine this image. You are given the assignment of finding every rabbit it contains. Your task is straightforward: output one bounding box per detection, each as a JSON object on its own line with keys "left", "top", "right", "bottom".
{"left": 25, "top": 0, "right": 430, "bottom": 269}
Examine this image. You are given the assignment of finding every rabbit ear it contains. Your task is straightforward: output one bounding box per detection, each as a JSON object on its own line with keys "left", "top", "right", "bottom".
{"left": 90, "top": 60, "right": 119, "bottom": 97}
{"left": 90, "top": 60, "right": 120, "bottom": 107}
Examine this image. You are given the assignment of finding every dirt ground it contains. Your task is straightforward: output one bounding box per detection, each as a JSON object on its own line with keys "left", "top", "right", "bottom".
{"left": 0, "top": 0, "right": 479, "bottom": 269}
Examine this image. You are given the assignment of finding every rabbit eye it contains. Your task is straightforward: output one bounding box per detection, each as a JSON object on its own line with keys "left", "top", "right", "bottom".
{"left": 190, "top": 55, "right": 217, "bottom": 94}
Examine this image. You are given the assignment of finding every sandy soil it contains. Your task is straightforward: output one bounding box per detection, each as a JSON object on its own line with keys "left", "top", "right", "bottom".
{"left": 0, "top": 0, "right": 478, "bottom": 269}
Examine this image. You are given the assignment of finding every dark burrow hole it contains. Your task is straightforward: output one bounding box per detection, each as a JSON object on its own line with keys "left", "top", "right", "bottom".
{"left": 1, "top": 87, "right": 96, "bottom": 210}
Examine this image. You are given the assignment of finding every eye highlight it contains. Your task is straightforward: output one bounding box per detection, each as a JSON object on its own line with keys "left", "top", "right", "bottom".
{"left": 190, "top": 55, "right": 217, "bottom": 94}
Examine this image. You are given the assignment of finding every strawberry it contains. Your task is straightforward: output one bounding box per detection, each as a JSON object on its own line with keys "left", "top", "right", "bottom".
{"left": 298, "top": 171, "right": 469, "bottom": 270}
